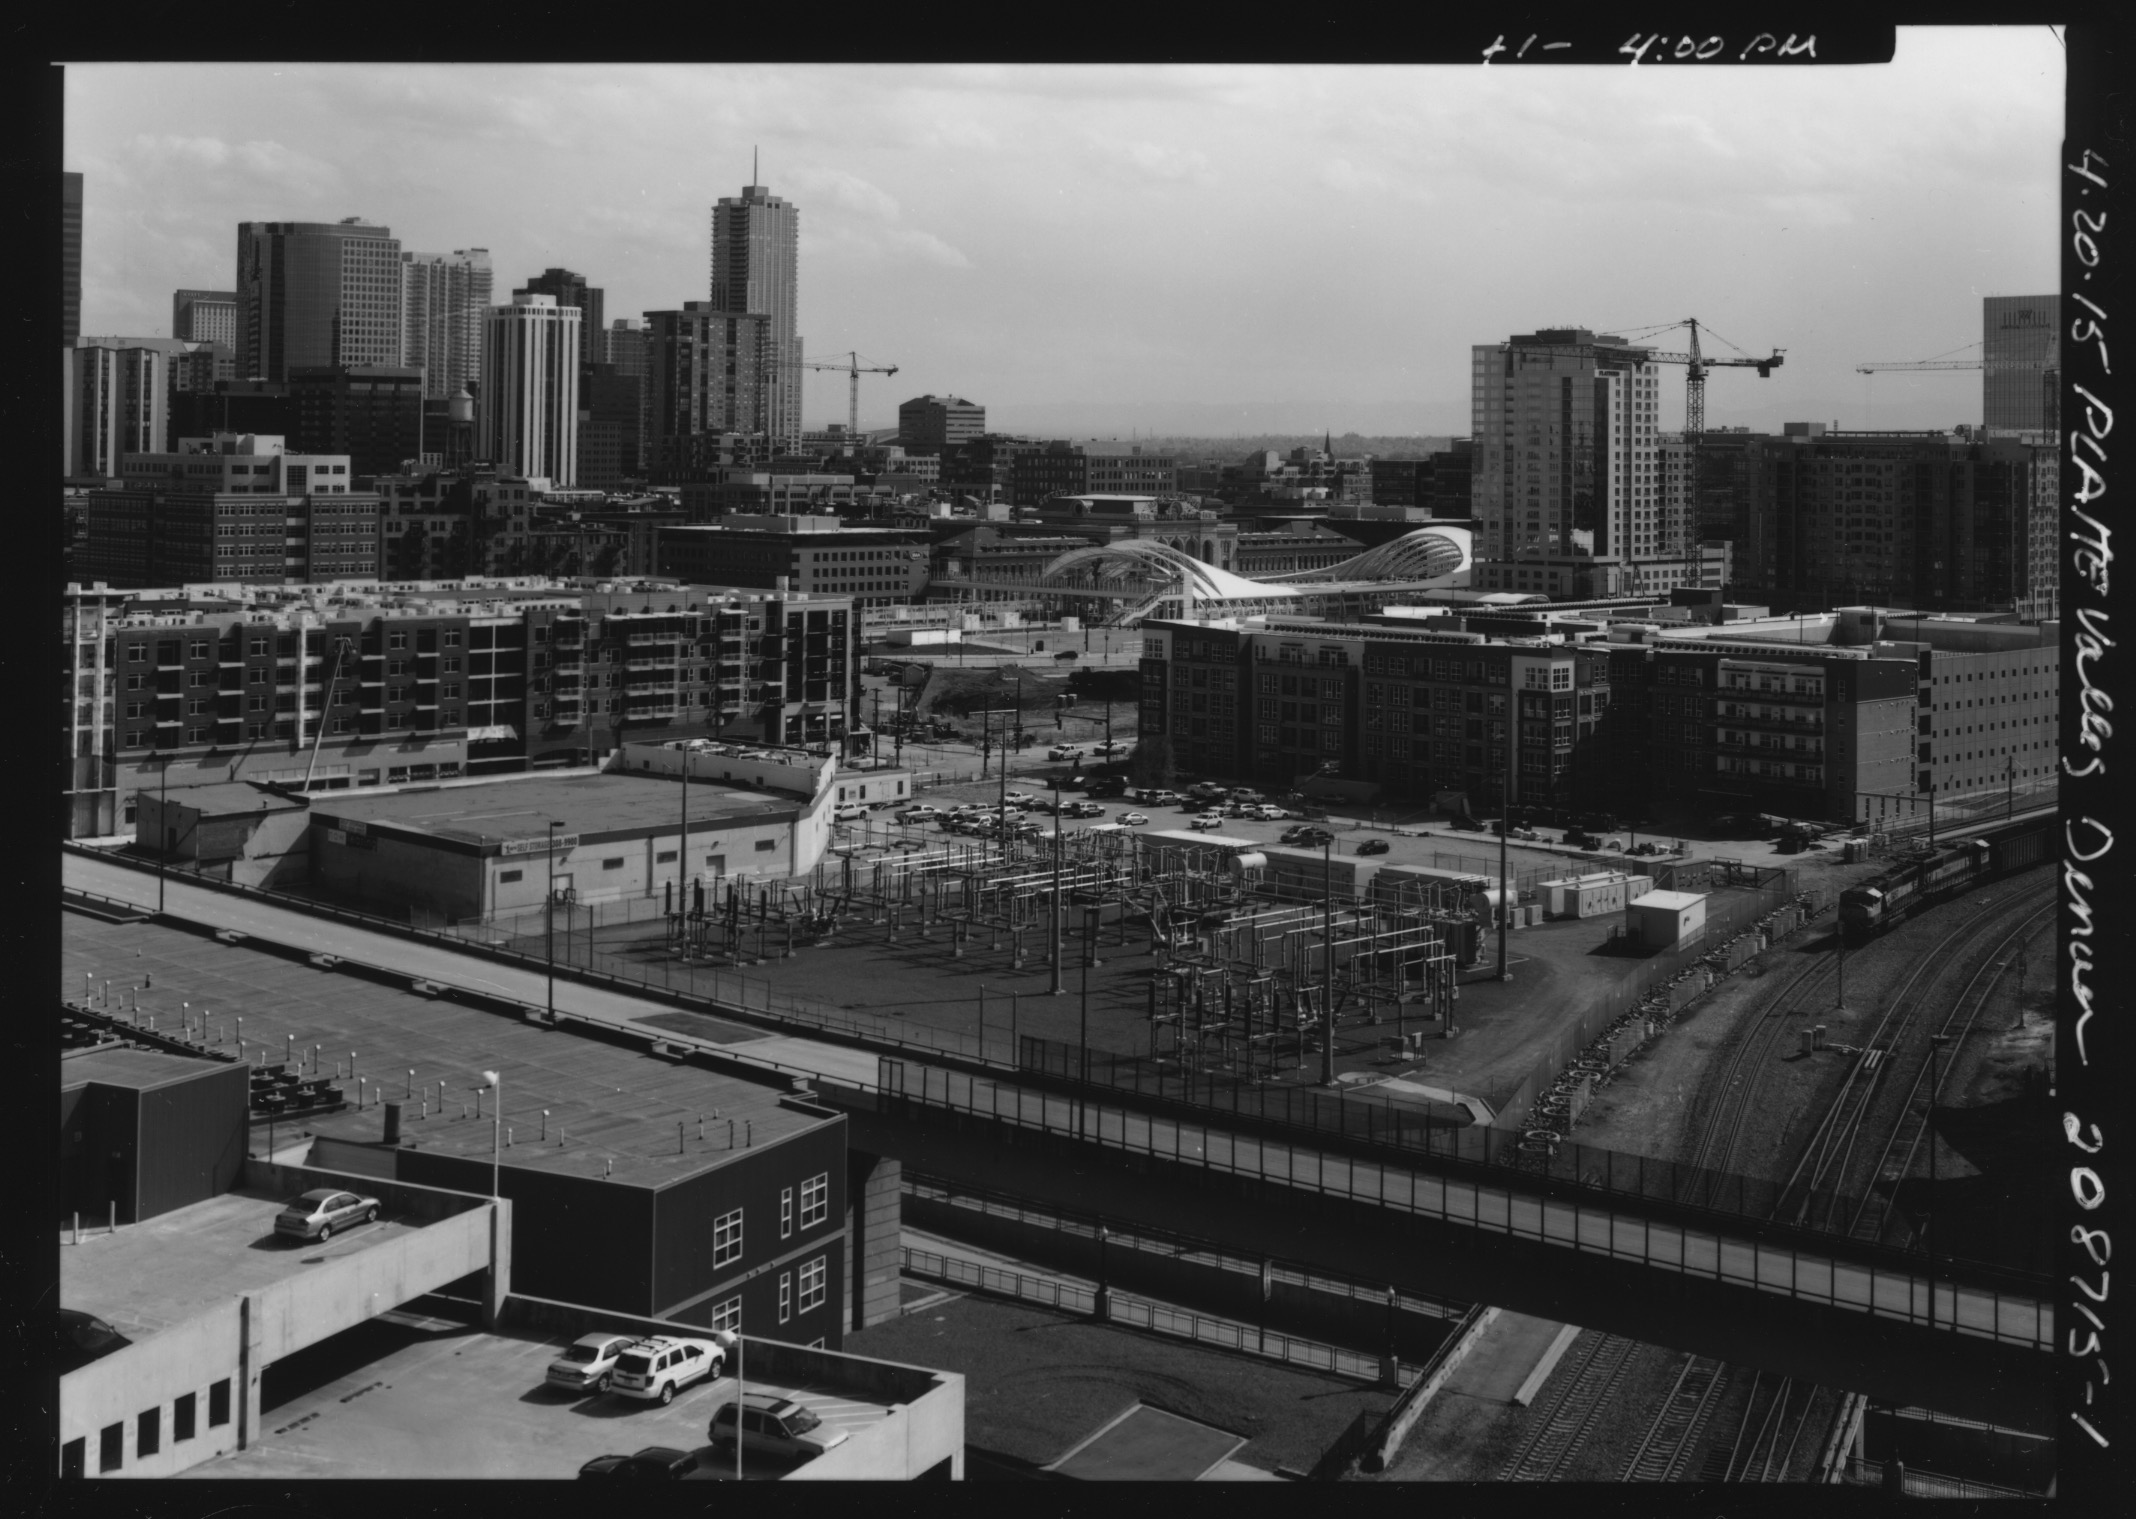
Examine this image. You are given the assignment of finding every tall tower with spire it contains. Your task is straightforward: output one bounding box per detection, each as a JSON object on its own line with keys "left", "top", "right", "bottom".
{"left": 710, "top": 165, "right": 801, "bottom": 452}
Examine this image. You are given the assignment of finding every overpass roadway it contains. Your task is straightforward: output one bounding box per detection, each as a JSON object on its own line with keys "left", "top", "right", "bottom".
{"left": 64, "top": 850, "right": 2054, "bottom": 1428}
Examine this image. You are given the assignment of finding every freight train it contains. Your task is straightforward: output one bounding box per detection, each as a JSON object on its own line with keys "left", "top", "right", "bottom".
{"left": 1838, "top": 817, "right": 2055, "bottom": 941}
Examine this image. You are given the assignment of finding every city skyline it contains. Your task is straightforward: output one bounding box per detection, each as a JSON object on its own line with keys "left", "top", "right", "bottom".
{"left": 65, "top": 36, "right": 2061, "bottom": 438}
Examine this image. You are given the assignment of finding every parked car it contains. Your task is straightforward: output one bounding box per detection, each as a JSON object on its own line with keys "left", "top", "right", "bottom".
{"left": 1290, "top": 829, "right": 1335, "bottom": 848}
{"left": 274, "top": 1188, "right": 380, "bottom": 1242}
{"left": 57, "top": 1310, "right": 131, "bottom": 1376}
{"left": 832, "top": 804, "right": 867, "bottom": 823}
{"left": 1142, "top": 789, "right": 1184, "bottom": 807}
{"left": 1448, "top": 814, "right": 1486, "bottom": 833}
{"left": 1188, "top": 815, "right": 1223, "bottom": 831}
{"left": 577, "top": 1446, "right": 718, "bottom": 1479}
{"left": 1252, "top": 804, "right": 1289, "bottom": 821}
{"left": 1064, "top": 801, "right": 1106, "bottom": 819}
{"left": 608, "top": 1336, "right": 728, "bottom": 1405}
{"left": 708, "top": 1393, "right": 851, "bottom": 1464}
{"left": 897, "top": 805, "right": 943, "bottom": 821}
{"left": 1226, "top": 788, "right": 1261, "bottom": 802}
{"left": 547, "top": 1332, "right": 640, "bottom": 1394}
{"left": 1356, "top": 838, "right": 1390, "bottom": 855}
{"left": 1512, "top": 827, "right": 1541, "bottom": 842}
{"left": 1047, "top": 744, "right": 1084, "bottom": 761}
{"left": 1119, "top": 812, "right": 1151, "bottom": 826}
{"left": 1188, "top": 782, "right": 1228, "bottom": 801}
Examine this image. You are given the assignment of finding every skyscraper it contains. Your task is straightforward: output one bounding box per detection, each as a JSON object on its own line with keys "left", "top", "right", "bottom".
{"left": 516, "top": 268, "right": 604, "bottom": 351}
{"left": 173, "top": 289, "right": 239, "bottom": 347}
{"left": 898, "top": 394, "right": 985, "bottom": 455}
{"left": 480, "top": 293, "right": 580, "bottom": 486}
{"left": 711, "top": 179, "right": 800, "bottom": 450}
{"left": 236, "top": 219, "right": 405, "bottom": 381}
{"left": 62, "top": 172, "right": 84, "bottom": 344}
{"left": 1982, "top": 294, "right": 2058, "bottom": 438}
{"left": 1470, "top": 329, "right": 1661, "bottom": 562}
{"left": 401, "top": 248, "right": 493, "bottom": 400}
{"left": 644, "top": 303, "right": 773, "bottom": 482}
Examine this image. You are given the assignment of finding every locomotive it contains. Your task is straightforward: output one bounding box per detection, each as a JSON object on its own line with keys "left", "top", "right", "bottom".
{"left": 1838, "top": 817, "right": 2054, "bottom": 941}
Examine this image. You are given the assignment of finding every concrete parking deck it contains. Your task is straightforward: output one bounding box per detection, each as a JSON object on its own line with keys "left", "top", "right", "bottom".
{"left": 62, "top": 1190, "right": 425, "bottom": 1343}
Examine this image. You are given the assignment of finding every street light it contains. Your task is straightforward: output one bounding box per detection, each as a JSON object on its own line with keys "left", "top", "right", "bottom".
{"left": 546, "top": 820, "right": 561, "bottom": 1021}
{"left": 1049, "top": 775, "right": 1065, "bottom": 998}
{"left": 480, "top": 1069, "right": 501, "bottom": 1199}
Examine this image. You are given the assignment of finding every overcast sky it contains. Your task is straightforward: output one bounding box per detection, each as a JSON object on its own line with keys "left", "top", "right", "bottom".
{"left": 65, "top": 32, "right": 2064, "bottom": 441}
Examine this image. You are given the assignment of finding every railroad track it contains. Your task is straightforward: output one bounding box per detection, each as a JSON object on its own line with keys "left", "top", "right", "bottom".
{"left": 1497, "top": 1331, "right": 1642, "bottom": 1481}
{"left": 1707, "top": 1372, "right": 1814, "bottom": 1481}
{"left": 1681, "top": 942, "right": 1837, "bottom": 1175}
{"left": 1620, "top": 1355, "right": 1730, "bottom": 1480}
{"left": 1775, "top": 882, "right": 2056, "bottom": 1230}
{"left": 1840, "top": 901, "right": 2055, "bottom": 1246}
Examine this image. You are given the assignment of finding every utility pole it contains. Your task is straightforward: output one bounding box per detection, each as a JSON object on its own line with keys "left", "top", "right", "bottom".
{"left": 1321, "top": 835, "right": 1336, "bottom": 1085}
{"left": 870, "top": 687, "right": 882, "bottom": 765}
{"left": 1050, "top": 775, "right": 1065, "bottom": 996}
{"left": 546, "top": 820, "right": 561, "bottom": 1020}
{"left": 1079, "top": 905, "right": 1094, "bottom": 1141}
{"left": 892, "top": 678, "right": 904, "bottom": 768}
{"left": 1498, "top": 714, "right": 1514, "bottom": 982}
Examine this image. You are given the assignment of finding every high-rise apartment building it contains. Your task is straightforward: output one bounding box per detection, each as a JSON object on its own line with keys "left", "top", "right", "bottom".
{"left": 62, "top": 172, "right": 84, "bottom": 344}
{"left": 67, "top": 342, "right": 170, "bottom": 479}
{"left": 400, "top": 248, "right": 493, "bottom": 401}
{"left": 605, "top": 318, "right": 648, "bottom": 376}
{"left": 645, "top": 303, "right": 774, "bottom": 481}
{"left": 1729, "top": 424, "right": 2057, "bottom": 614}
{"left": 1470, "top": 329, "right": 1662, "bottom": 563}
{"left": 1982, "top": 294, "right": 2058, "bottom": 438}
{"left": 897, "top": 394, "right": 985, "bottom": 455}
{"left": 710, "top": 181, "right": 801, "bottom": 449}
{"left": 236, "top": 219, "right": 404, "bottom": 381}
{"left": 80, "top": 432, "right": 376, "bottom": 588}
{"left": 480, "top": 292, "right": 581, "bottom": 487}
{"left": 172, "top": 290, "right": 238, "bottom": 347}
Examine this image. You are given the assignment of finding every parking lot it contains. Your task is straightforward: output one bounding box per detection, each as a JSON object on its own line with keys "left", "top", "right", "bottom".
{"left": 191, "top": 1319, "right": 880, "bottom": 1480}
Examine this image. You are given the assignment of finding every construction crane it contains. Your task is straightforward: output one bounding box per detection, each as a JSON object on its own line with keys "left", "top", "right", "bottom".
{"left": 1510, "top": 319, "right": 1783, "bottom": 434}
{"left": 783, "top": 351, "right": 899, "bottom": 443}
{"left": 1856, "top": 343, "right": 2058, "bottom": 430}
{"left": 1609, "top": 318, "right": 1785, "bottom": 435}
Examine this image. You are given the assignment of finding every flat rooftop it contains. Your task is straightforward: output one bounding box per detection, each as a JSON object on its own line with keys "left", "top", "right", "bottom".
{"left": 310, "top": 772, "right": 795, "bottom": 849}
{"left": 183, "top": 1320, "right": 918, "bottom": 1480}
{"left": 62, "top": 1188, "right": 431, "bottom": 1343}
{"left": 62, "top": 1043, "right": 232, "bottom": 1092}
{"left": 63, "top": 913, "right": 832, "bottom": 1190}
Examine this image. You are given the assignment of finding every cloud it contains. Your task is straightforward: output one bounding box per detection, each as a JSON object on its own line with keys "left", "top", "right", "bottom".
{"left": 128, "top": 133, "right": 343, "bottom": 193}
{"left": 1091, "top": 136, "right": 1214, "bottom": 184}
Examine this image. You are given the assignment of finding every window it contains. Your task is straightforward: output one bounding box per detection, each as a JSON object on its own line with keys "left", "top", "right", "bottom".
{"left": 800, "top": 1172, "right": 828, "bottom": 1229}
{"left": 780, "top": 1187, "right": 794, "bottom": 1238}
{"left": 779, "top": 1272, "right": 792, "bottom": 1324}
{"left": 499, "top": 869, "right": 523, "bottom": 884}
{"left": 799, "top": 1256, "right": 827, "bottom": 1313}
{"left": 138, "top": 1407, "right": 160, "bottom": 1458}
{"left": 713, "top": 1207, "right": 744, "bottom": 1267}
{"left": 754, "top": 839, "right": 776, "bottom": 852}
{"left": 61, "top": 1437, "right": 85, "bottom": 1480}
{"left": 602, "top": 857, "right": 624, "bottom": 870}
{"left": 708, "top": 1296, "right": 742, "bottom": 1334}
{"left": 99, "top": 1423, "right": 123, "bottom": 1473}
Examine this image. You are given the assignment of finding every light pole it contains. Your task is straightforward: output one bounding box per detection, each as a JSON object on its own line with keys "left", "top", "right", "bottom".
{"left": 1050, "top": 776, "right": 1065, "bottom": 997}
{"left": 1079, "top": 905, "right": 1095, "bottom": 1141}
{"left": 154, "top": 751, "right": 170, "bottom": 915}
{"left": 1497, "top": 716, "right": 1514, "bottom": 982}
{"left": 546, "top": 821, "right": 561, "bottom": 1021}
{"left": 481, "top": 1069, "right": 501, "bottom": 1200}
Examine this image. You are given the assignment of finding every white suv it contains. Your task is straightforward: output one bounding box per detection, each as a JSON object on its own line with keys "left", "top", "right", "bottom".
{"left": 607, "top": 1336, "right": 727, "bottom": 1405}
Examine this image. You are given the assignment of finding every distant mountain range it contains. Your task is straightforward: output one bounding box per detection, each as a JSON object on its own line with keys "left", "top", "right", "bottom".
{"left": 988, "top": 399, "right": 1460, "bottom": 442}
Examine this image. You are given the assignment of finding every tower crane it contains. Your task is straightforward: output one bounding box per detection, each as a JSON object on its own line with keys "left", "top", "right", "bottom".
{"left": 1508, "top": 318, "right": 1783, "bottom": 433}
{"left": 1856, "top": 343, "right": 2057, "bottom": 431}
{"left": 783, "top": 351, "right": 900, "bottom": 443}
{"left": 1609, "top": 318, "right": 1785, "bottom": 434}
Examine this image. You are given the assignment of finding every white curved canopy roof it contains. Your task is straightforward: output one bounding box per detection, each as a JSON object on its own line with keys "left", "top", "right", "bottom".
{"left": 1041, "top": 539, "right": 1302, "bottom": 602}
{"left": 1263, "top": 525, "right": 1474, "bottom": 583}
